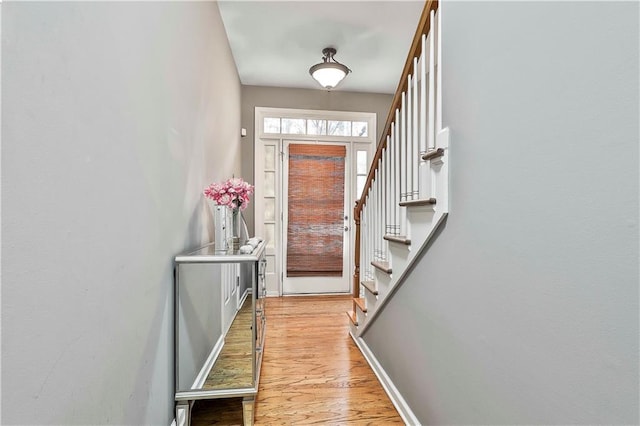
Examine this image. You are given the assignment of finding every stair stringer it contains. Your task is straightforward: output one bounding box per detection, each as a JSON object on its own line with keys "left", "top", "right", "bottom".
{"left": 355, "top": 127, "right": 450, "bottom": 334}
{"left": 357, "top": 211, "right": 447, "bottom": 334}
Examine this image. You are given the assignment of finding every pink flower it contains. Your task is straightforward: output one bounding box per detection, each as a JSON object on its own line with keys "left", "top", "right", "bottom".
{"left": 203, "top": 177, "right": 254, "bottom": 210}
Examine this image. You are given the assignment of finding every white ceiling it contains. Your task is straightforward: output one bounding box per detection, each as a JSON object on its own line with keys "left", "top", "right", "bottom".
{"left": 217, "top": 1, "right": 424, "bottom": 94}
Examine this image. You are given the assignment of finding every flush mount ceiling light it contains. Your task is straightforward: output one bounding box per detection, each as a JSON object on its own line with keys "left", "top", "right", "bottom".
{"left": 309, "top": 47, "right": 351, "bottom": 90}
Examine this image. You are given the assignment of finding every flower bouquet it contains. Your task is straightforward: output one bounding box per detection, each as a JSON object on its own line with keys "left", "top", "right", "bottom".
{"left": 204, "top": 177, "right": 254, "bottom": 250}
{"left": 203, "top": 177, "right": 254, "bottom": 210}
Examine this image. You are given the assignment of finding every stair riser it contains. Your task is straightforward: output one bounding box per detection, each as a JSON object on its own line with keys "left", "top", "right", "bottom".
{"left": 388, "top": 244, "right": 410, "bottom": 277}
{"left": 374, "top": 269, "right": 393, "bottom": 297}
{"left": 348, "top": 321, "right": 359, "bottom": 336}
{"left": 406, "top": 207, "right": 436, "bottom": 246}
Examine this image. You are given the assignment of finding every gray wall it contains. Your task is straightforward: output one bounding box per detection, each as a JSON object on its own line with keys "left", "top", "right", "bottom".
{"left": 240, "top": 85, "right": 392, "bottom": 235}
{"left": 363, "top": 2, "right": 639, "bottom": 424}
{"left": 2, "top": 2, "right": 241, "bottom": 424}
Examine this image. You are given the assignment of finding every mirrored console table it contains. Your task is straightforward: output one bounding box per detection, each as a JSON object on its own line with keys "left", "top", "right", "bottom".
{"left": 174, "top": 240, "right": 266, "bottom": 426}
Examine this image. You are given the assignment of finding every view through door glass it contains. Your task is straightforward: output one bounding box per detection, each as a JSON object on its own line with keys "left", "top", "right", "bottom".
{"left": 283, "top": 143, "right": 350, "bottom": 294}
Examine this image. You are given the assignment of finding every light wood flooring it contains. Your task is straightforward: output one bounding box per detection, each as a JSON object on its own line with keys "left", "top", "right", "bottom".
{"left": 191, "top": 295, "right": 403, "bottom": 425}
{"left": 203, "top": 297, "right": 253, "bottom": 390}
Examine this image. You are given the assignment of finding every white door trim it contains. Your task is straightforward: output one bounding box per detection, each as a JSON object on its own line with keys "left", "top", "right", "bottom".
{"left": 254, "top": 107, "right": 376, "bottom": 297}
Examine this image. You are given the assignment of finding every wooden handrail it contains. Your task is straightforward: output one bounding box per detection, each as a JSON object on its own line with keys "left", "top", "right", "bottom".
{"left": 354, "top": 0, "right": 439, "bottom": 217}
{"left": 352, "top": 0, "right": 439, "bottom": 300}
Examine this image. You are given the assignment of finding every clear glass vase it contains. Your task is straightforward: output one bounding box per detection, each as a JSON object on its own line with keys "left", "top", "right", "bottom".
{"left": 231, "top": 208, "right": 241, "bottom": 250}
{"left": 208, "top": 203, "right": 228, "bottom": 252}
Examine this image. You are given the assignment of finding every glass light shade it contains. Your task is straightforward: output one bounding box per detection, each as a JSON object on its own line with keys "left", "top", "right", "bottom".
{"left": 309, "top": 63, "right": 349, "bottom": 89}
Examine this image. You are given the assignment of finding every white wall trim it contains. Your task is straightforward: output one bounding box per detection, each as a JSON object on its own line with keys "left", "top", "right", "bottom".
{"left": 349, "top": 331, "right": 421, "bottom": 426}
{"left": 191, "top": 335, "right": 224, "bottom": 390}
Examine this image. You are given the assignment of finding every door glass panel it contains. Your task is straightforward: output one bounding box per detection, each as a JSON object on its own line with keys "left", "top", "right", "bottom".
{"left": 357, "top": 176, "right": 366, "bottom": 199}
{"left": 265, "top": 145, "right": 276, "bottom": 170}
{"left": 265, "top": 224, "right": 275, "bottom": 249}
{"left": 286, "top": 144, "right": 346, "bottom": 277}
{"left": 356, "top": 150, "right": 368, "bottom": 174}
{"left": 266, "top": 255, "right": 276, "bottom": 274}
{"left": 264, "top": 171, "right": 275, "bottom": 197}
{"left": 264, "top": 198, "right": 275, "bottom": 222}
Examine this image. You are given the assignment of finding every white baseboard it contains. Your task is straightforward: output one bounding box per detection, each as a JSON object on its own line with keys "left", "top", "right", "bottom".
{"left": 192, "top": 335, "right": 224, "bottom": 389}
{"left": 349, "top": 331, "right": 421, "bottom": 426}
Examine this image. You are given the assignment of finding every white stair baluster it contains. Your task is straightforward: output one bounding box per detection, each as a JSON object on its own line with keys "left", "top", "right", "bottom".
{"left": 394, "top": 108, "right": 401, "bottom": 235}
{"left": 389, "top": 123, "right": 396, "bottom": 234}
{"left": 428, "top": 10, "right": 436, "bottom": 152}
{"left": 413, "top": 57, "right": 419, "bottom": 200}
{"left": 436, "top": 8, "right": 442, "bottom": 133}
{"left": 385, "top": 137, "right": 391, "bottom": 238}
{"left": 406, "top": 75, "right": 413, "bottom": 202}
{"left": 400, "top": 94, "right": 407, "bottom": 237}
{"left": 419, "top": 33, "right": 429, "bottom": 199}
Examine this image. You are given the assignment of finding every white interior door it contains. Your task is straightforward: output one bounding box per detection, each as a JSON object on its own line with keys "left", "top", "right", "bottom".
{"left": 282, "top": 141, "right": 351, "bottom": 295}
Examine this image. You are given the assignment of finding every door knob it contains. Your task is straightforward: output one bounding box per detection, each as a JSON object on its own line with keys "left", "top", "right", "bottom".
{"left": 344, "top": 226, "right": 349, "bottom": 231}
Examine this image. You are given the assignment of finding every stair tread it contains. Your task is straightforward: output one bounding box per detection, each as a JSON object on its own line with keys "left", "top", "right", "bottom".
{"left": 399, "top": 198, "right": 437, "bottom": 207}
{"left": 345, "top": 311, "right": 358, "bottom": 326}
{"left": 384, "top": 234, "right": 411, "bottom": 245}
{"left": 371, "top": 261, "right": 392, "bottom": 274}
{"left": 422, "top": 147, "right": 445, "bottom": 161}
{"left": 353, "top": 297, "right": 367, "bottom": 313}
{"left": 361, "top": 280, "right": 379, "bottom": 295}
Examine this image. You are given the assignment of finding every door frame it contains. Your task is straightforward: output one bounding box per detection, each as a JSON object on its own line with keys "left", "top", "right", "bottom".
{"left": 254, "top": 107, "right": 376, "bottom": 297}
{"left": 281, "top": 140, "right": 351, "bottom": 295}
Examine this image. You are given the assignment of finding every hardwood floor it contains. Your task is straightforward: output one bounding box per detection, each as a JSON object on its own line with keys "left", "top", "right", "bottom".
{"left": 203, "top": 297, "right": 253, "bottom": 390}
{"left": 191, "top": 295, "right": 403, "bottom": 425}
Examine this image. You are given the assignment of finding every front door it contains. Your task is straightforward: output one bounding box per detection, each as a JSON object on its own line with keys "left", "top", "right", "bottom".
{"left": 282, "top": 141, "right": 350, "bottom": 294}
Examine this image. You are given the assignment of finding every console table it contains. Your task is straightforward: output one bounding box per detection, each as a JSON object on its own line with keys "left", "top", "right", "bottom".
{"left": 173, "top": 240, "right": 266, "bottom": 426}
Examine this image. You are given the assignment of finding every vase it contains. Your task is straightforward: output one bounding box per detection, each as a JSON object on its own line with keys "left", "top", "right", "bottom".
{"left": 211, "top": 204, "right": 229, "bottom": 252}
{"left": 230, "top": 208, "right": 242, "bottom": 251}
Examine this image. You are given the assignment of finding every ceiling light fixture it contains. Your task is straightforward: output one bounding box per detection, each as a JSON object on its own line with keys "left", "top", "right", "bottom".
{"left": 309, "top": 47, "right": 351, "bottom": 90}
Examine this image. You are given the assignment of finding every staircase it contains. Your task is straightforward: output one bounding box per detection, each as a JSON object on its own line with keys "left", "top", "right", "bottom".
{"left": 347, "top": 0, "right": 449, "bottom": 338}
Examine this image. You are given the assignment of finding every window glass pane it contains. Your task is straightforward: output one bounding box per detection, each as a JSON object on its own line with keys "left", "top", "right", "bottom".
{"left": 357, "top": 176, "right": 366, "bottom": 199}
{"left": 356, "top": 150, "right": 368, "bottom": 175}
{"left": 265, "top": 224, "right": 275, "bottom": 249}
{"left": 352, "top": 121, "right": 368, "bottom": 137}
{"left": 327, "top": 120, "right": 351, "bottom": 136}
{"left": 281, "top": 118, "right": 306, "bottom": 134}
{"left": 264, "top": 117, "right": 280, "bottom": 134}
{"left": 264, "top": 171, "right": 275, "bottom": 197}
{"left": 307, "top": 119, "right": 327, "bottom": 135}
{"left": 264, "top": 145, "right": 276, "bottom": 170}
{"left": 264, "top": 198, "right": 275, "bottom": 222}
{"left": 266, "top": 255, "right": 276, "bottom": 273}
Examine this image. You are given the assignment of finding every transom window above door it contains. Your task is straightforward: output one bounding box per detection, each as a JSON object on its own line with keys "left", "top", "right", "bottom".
{"left": 263, "top": 117, "right": 369, "bottom": 138}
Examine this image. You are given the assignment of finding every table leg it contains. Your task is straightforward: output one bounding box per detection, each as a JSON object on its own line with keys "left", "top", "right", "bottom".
{"left": 176, "top": 401, "right": 190, "bottom": 426}
{"left": 242, "top": 397, "right": 255, "bottom": 426}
